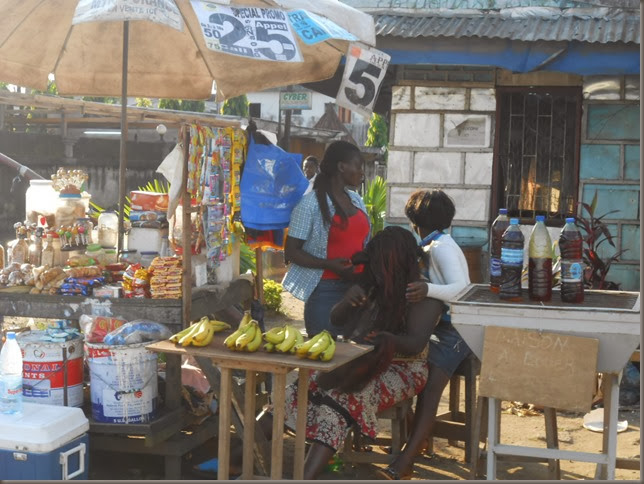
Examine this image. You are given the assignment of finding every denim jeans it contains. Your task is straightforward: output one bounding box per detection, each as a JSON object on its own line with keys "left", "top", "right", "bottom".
{"left": 304, "top": 279, "right": 352, "bottom": 337}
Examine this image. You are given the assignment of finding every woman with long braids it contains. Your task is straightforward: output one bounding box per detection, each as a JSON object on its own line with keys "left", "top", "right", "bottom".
{"left": 282, "top": 140, "right": 370, "bottom": 337}
{"left": 242, "top": 227, "right": 444, "bottom": 479}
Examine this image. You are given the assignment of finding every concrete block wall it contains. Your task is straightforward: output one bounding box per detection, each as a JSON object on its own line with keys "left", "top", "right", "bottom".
{"left": 580, "top": 77, "right": 640, "bottom": 290}
{"left": 386, "top": 85, "right": 494, "bottom": 250}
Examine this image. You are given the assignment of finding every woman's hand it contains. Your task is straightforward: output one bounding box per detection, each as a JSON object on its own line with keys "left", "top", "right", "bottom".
{"left": 325, "top": 257, "right": 353, "bottom": 277}
{"left": 406, "top": 281, "right": 428, "bottom": 302}
{"left": 344, "top": 284, "right": 367, "bottom": 307}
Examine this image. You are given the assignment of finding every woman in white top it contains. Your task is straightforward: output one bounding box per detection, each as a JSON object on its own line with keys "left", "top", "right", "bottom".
{"left": 379, "top": 189, "right": 472, "bottom": 480}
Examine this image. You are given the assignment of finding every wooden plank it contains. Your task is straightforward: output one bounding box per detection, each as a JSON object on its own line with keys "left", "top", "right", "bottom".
{"left": 479, "top": 326, "right": 599, "bottom": 413}
{"left": 242, "top": 370, "right": 257, "bottom": 479}
{"left": 217, "top": 367, "right": 232, "bottom": 481}
{"left": 270, "top": 373, "right": 287, "bottom": 479}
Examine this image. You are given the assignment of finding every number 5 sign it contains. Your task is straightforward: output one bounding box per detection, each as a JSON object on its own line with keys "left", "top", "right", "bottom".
{"left": 336, "top": 43, "right": 390, "bottom": 119}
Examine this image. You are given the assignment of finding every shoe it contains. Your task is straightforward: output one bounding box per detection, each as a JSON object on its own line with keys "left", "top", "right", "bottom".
{"left": 375, "top": 466, "right": 412, "bottom": 480}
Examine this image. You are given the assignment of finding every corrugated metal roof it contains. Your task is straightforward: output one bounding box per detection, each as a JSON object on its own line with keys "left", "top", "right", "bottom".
{"left": 375, "top": 11, "right": 640, "bottom": 44}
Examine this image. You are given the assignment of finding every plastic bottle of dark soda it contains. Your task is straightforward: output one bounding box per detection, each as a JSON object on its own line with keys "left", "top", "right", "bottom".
{"left": 489, "top": 208, "right": 510, "bottom": 293}
{"left": 499, "top": 218, "right": 524, "bottom": 301}
{"left": 528, "top": 215, "right": 552, "bottom": 302}
{"left": 559, "top": 217, "right": 584, "bottom": 303}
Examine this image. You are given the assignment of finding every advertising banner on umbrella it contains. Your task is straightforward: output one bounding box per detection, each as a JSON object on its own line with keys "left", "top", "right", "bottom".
{"left": 286, "top": 9, "right": 358, "bottom": 45}
{"left": 72, "top": 0, "right": 183, "bottom": 30}
{"left": 190, "top": 1, "right": 302, "bottom": 62}
{"left": 336, "top": 43, "right": 391, "bottom": 119}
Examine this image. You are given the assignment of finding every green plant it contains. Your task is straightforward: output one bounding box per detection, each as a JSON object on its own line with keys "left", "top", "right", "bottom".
{"left": 365, "top": 112, "right": 389, "bottom": 161}
{"left": 363, "top": 176, "right": 387, "bottom": 236}
{"left": 220, "top": 95, "right": 249, "bottom": 117}
{"left": 263, "top": 279, "right": 283, "bottom": 312}
{"left": 576, "top": 190, "right": 626, "bottom": 290}
{"left": 240, "top": 242, "right": 257, "bottom": 274}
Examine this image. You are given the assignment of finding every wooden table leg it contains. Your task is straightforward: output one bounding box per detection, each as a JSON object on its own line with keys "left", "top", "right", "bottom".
{"left": 293, "top": 369, "right": 310, "bottom": 480}
{"left": 486, "top": 397, "right": 500, "bottom": 480}
{"left": 271, "top": 372, "right": 287, "bottom": 479}
{"left": 242, "top": 370, "right": 257, "bottom": 479}
{"left": 218, "top": 367, "right": 232, "bottom": 481}
{"left": 544, "top": 407, "right": 561, "bottom": 479}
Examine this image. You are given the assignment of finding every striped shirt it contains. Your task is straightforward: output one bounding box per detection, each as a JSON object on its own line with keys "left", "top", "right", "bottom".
{"left": 282, "top": 189, "right": 369, "bottom": 301}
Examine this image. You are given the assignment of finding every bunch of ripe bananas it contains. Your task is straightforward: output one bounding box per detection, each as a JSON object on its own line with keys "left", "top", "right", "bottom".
{"left": 169, "top": 316, "right": 231, "bottom": 347}
{"left": 294, "top": 330, "right": 336, "bottom": 361}
{"left": 262, "top": 324, "right": 304, "bottom": 354}
{"left": 223, "top": 312, "right": 264, "bottom": 352}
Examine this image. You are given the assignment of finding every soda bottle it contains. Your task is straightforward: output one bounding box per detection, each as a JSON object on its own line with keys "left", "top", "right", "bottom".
{"left": 0, "top": 332, "right": 24, "bottom": 415}
{"left": 489, "top": 208, "right": 510, "bottom": 293}
{"left": 528, "top": 215, "right": 552, "bottom": 302}
{"left": 499, "top": 218, "right": 524, "bottom": 301}
{"left": 559, "top": 217, "right": 584, "bottom": 303}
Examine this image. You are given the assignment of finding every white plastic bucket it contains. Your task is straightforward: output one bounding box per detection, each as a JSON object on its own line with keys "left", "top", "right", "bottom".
{"left": 85, "top": 342, "right": 159, "bottom": 424}
{"left": 17, "top": 332, "right": 84, "bottom": 407}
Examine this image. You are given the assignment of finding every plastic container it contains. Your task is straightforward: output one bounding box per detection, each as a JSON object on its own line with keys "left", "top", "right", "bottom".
{"left": 128, "top": 227, "right": 166, "bottom": 254}
{"left": 0, "top": 332, "right": 23, "bottom": 415}
{"left": 102, "top": 248, "right": 118, "bottom": 266}
{"left": 17, "top": 331, "right": 84, "bottom": 407}
{"left": 489, "top": 208, "right": 510, "bottom": 293}
{"left": 98, "top": 211, "right": 119, "bottom": 248}
{"left": 559, "top": 217, "right": 585, "bottom": 303}
{"left": 85, "top": 243, "right": 104, "bottom": 265}
{"left": 528, "top": 215, "right": 552, "bottom": 302}
{"left": 25, "top": 179, "right": 58, "bottom": 227}
{"left": 0, "top": 402, "right": 89, "bottom": 479}
{"left": 85, "top": 342, "right": 159, "bottom": 424}
{"left": 55, "top": 194, "right": 86, "bottom": 228}
{"left": 499, "top": 218, "right": 524, "bottom": 301}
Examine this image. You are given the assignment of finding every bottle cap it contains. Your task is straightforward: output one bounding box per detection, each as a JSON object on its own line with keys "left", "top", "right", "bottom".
{"left": 535, "top": 215, "right": 545, "bottom": 222}
{"left": 510, "top": 218, "right": 519, "bottom": 224}
{"left": 6, "top": 332, "right": 16, "bottom": 340}
{"left": 565, "top": 217, "right": 575, "bottom": 223}
{"left": 499, "top": 208, "right": 508, "bottom": 214}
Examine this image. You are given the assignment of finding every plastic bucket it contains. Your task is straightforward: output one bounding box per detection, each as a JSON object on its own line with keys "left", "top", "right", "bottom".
{"left": 17, "top": 331, "right": 84, "bottom": 407}
{"left": 85, "top": 342, "right": 159, "bottom": 424}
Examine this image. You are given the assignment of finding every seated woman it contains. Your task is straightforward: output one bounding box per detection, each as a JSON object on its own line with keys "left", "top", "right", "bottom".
{"left": 246, "top": 226, "right": 444, "bottom": 479}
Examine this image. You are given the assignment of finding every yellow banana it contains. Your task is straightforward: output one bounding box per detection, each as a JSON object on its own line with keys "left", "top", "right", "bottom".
{"left": 192, "top": 319, "right": 213, "bottom": 344}
{"left": 307, "top": 331, "right": 332, "bottom": 359}
{"left": 319, "top": 336, "right": 336, "bottom": 361}
{"left": 209, "top": 319, "right": 232, "bottom": 332}
{"left": 191, "top": 323, "right": 216, "bottom": 347}
{"left": 245, "top": 326, "right": 263, "bottom": 352}
{"left": 239, "top": 311, "right": 252, "bottom": 327}
{"left": 275, "top": 324, "right": 298, "bottom": 353}
{"left": 290, "top": 330, "right": 304, "bottom": 354}
{"left": 235, "top": 322, "right": 258, "bottom": 350}
{"left": 178, "top": 322, "right": 203, "bottom": 347}
{"left": 223, "top": 316, "right": 253, "bottom": 349}
{"left": 263, "top": 326, "right": 286, "bottom": 344}
{"left": 294, "top": 331, "right": 327, "bottom": 358}
{"left": 264, "top": 342, "right": 276, "bottom": 353}
{"left": 169, "top": 324, "right": 196, "bottom": 343}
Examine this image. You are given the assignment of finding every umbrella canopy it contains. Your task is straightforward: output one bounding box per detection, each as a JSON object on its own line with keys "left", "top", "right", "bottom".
{"left": 0, "top": 0, "right": 376, "bottom": 101}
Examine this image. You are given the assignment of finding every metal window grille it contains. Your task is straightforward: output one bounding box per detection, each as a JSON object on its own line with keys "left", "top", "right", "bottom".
{"left": 494, "top": 87, "right": 581, "bottom": 224}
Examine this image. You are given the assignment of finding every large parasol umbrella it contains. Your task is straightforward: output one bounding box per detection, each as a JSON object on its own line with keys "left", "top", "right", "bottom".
{"left": 0, "top": 0, "right": 375, "bottom": 252}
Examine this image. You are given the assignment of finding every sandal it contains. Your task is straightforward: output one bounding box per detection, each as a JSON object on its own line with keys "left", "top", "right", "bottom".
{"left": 375, "top": 466, "right": 412, "bottom": 480}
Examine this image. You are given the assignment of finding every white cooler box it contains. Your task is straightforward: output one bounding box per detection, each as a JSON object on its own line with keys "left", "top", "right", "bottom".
{"left": 0, "top": 402, "right": 89, "bottom": 480}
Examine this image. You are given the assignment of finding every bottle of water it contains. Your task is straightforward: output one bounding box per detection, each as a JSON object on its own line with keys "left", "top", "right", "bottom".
{"left": 0, "top": 332, "right": 23, "bottom": 415}
{"left": 499, "top": 218, "right": 524, "bottom": 301}
{"left": 559, "top": 217, "right": 585, "bottom": 303}
{"left": 489, "top": 208, "right": 510, "bottom": 293}
{"left": 528, "top": 215, "right": 552, "bottom": 302}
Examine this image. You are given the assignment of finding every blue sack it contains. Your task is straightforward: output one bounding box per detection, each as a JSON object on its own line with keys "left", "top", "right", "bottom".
{"left": 240, "top": 137, "right": 309, "bottom": 230}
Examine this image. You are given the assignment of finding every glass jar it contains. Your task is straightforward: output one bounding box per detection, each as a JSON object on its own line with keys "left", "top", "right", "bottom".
{"left": 139, "top": 251, "right": 159, "bottom": 268}
{"left": 120, "top": 249, "right": 139, "bottom": 266}
{"left": 25, "top": 179, "right": 58, "bottom": 227}
{"left": 98, "top": 211, "right": 119, "bottom": 248}
{"left": 51, "top": 234, "right": 63, "bottom": 267}
{"left": 55, "top": 194, "right": 86, "bottom": 228}
{"left": 41, "top": 234, "right": 55, "bottom": 267}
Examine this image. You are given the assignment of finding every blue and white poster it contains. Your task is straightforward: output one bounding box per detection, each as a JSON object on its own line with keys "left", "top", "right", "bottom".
{"left": 287, "top": 10, "right": 357, "bottom": 45}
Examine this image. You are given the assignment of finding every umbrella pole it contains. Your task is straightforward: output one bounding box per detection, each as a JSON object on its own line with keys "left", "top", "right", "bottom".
{"left": 117, "top": 20, "right": 130, "bottom": 255}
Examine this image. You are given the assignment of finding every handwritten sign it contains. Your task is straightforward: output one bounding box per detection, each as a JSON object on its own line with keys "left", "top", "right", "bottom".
{"left": 479, "top": 326, "right": 598, "bottom": 413}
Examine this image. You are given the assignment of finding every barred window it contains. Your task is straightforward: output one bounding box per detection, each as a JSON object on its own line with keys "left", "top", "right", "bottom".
{"left": 493, "top": 87, "right": 581, "bottom": 225}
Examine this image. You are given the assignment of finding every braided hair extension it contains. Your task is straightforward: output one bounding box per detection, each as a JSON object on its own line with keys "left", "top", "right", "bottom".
{"left": 313, "top": 140, "right": 361, "bottom": 227}
{"left": 352, "top": 226, "right": 423, "bottom": 334}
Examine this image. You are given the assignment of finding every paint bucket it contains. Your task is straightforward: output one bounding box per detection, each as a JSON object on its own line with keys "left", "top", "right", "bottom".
{"left": 17, "top": 331, "right": 84, "bottom": 407}
{"left": 85, "top": 342, "right": 159, "bottom": 424}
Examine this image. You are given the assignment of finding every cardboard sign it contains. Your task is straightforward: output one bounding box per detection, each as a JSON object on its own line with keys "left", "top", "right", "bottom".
{"left": 280, "top": 91, "right": 312, "bottom": 110}
{"left": 479, "top": 326, "right": 599, "bottom": 413}
{"left": 336, "top": 43, "right": 390, "bottom": 119}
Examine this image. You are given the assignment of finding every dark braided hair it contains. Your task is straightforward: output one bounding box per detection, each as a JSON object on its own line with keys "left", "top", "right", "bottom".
{"left": 351, "top": 226, "right": 423, "bottom": 334}
{"left": 313, "top": 140, "right": 361, "bottom": 227}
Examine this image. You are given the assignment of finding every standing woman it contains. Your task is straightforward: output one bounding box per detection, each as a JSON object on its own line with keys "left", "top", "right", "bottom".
{"left": 282, "top": 140, "right": 369, "bottom": 337}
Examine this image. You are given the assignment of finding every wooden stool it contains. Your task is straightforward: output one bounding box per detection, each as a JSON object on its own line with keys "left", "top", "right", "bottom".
{"left": 426, "top": 352, "right": 480, "bottom": 463}
{"left": 340, "top": 397, "right": 414, "bottom": 465}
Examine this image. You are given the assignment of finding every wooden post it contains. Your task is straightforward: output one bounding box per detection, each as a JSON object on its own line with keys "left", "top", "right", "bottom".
{"left": 255, "top": 247, "right": 264, "bottom": 304}
{"left": 181, "top": 126, "right": 192, "bottom": 329}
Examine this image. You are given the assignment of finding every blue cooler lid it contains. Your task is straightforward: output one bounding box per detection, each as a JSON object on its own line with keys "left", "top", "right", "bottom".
{"left": 0, "top": 402, "right": 88, "bottom": 453}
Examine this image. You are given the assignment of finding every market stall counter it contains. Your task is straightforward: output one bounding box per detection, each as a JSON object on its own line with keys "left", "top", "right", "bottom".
{"left": 148, "top": 333, "right": 373, "bottom": 480}
{"left": 450, "top": 284, "right": 640, "bottom": 480}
